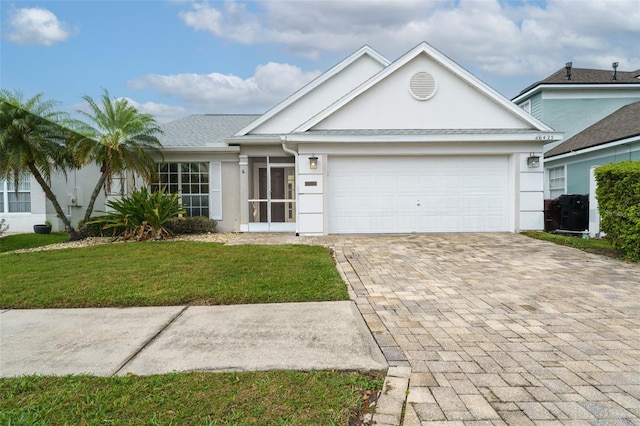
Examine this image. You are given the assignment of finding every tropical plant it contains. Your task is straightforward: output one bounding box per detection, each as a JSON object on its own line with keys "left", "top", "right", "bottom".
{"left": 0, "top": 90, "right": 81, "bottom": 238}
{"left": 74, "top": 89, "right": 164, "bottom": 227}
{"left": 88, "top": 187, "right": 185, "bottom": 241}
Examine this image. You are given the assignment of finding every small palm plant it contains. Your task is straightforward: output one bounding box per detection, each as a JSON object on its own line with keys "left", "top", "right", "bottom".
{"left": 89, "top": 187, "right": 186, "bottom": 241}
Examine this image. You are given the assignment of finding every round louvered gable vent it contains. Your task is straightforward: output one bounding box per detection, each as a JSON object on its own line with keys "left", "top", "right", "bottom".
{"left": 409, "top": 71, "right": 437, "bottom": 100}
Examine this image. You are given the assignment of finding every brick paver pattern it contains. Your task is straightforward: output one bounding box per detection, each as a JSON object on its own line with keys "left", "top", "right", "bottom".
{"left": 231, "top": 233, "right": 640, "bottom": 425}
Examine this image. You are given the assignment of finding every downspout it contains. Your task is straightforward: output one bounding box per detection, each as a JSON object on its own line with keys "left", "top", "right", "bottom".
{"left": 281, "top": 136, "right": 300, "bottom": 236}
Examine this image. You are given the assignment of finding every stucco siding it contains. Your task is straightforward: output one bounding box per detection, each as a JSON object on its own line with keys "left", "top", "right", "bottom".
{"left": 315, "top": 55, "right": 531, "bottom": 130}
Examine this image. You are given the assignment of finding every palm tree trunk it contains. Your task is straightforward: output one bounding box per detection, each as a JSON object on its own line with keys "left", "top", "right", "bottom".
{"left": 28, "top": 164, "right": 80, "bottom": 239}
{"left": 83, "top": 173, "right": 107, "bottom": 225}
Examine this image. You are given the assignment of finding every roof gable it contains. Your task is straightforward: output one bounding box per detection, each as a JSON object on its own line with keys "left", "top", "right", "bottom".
{"left": 295, "top": 42, "right": 551, "bottom": 132}
{"left": 546, "top": 101, "right": 640, "bottom": 158}
{"left": 235, "top": 46, "right": 389, "bottom": 136}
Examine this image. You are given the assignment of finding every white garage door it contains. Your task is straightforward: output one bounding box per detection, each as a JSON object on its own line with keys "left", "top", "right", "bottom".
{"left": 328, "top": 156, "right": 509, "bottom": 233}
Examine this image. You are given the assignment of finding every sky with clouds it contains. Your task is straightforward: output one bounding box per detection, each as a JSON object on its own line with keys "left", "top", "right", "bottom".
{"left": 2, "top": 0, "right": 639, "bottom": 123}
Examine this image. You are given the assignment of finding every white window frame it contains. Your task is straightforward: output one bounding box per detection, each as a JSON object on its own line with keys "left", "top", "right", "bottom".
{"left": 548, "top": 166, "right": 566, "bottom": 198}
{"left": 519, "top": 99, "right": 531, "bottom": 114}
{"left": 0, "top": 178, "right": 31, "bottom": 213}
{"left": 152, "top": 162, "right": 222, "bottom": 220}
{"left": 107, "top": 173, "right": 127, "bottom": 196}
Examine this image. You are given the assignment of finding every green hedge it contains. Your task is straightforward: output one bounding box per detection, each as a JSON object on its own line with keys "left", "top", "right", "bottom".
{"left": 82, "top": 216, "right": 217, "bottom": 237}
{"left": 165, "top": 216, "right": 217, "bottom": 235}
{"left": 595, "top": 161, "right": 640, "bottom": 261}
{"left": 79, "top": 217, "right": 125, "bottom": 238}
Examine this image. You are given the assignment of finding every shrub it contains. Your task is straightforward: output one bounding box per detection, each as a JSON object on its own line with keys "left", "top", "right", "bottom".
{"left": 88, "top": 187, "right": 186, "bottom": 241}
{"left": 165, "top": 216, "right": 217, "bottom": 235}
{"left": 0, "top": 218, "right": 9, "bottom": 237}
{"left": 79, "top": 217, "right": 125, "bottom": 238}
{"left": 595, "top": 160, "right": 640, "bottom": 261}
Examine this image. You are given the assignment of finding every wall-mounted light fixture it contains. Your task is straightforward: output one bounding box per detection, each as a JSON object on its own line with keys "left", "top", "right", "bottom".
{"left": 309, "top": 155, "right": 318, "bottom": 170}
{"left": 527, "top": 153, "right": 540, "bottom": 168}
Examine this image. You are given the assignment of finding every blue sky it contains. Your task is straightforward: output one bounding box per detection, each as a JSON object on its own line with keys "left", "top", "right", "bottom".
{"left": 2, "top": 0, "right": 639, "bottom": 123}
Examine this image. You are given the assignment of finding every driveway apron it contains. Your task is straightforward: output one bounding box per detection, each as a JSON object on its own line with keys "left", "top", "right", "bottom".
{"left": 233, "top": 232, "right": 640, "bottom": 425}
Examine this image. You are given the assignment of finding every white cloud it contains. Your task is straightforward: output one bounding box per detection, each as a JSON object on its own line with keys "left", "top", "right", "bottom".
{"left": 128, "top": 62, "right": 321, "bottom": 113}
{"left": 177, "top": 0, "right": 640, "bottom": 79}
{"left": 6, "top": 7, "right": 74, "bottom": 46}
{"left": 122, "top": 99, "right": 187, "bottom": 124}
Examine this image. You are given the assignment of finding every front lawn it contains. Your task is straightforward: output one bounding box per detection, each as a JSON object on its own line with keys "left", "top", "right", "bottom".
{"left": 0, "top": 232, "right": 69, "bottom": 253}
{"left": 0, "top": 371, "right": 384, "bottom": 425}
{"left": 0, "top": 242, "right": 348, "bottom": 309}
{"left": 521, "top": 231, "right": 623, "bottom": 259}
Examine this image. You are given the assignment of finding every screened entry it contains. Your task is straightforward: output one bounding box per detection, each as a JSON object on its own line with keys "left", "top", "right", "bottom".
{"left": 248, "top": 156, "right": 296, "bottom": 232}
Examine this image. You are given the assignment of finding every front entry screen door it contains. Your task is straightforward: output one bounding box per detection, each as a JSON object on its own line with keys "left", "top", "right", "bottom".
{"left": 250, "top": 165, "right": 295, "bottom": 230}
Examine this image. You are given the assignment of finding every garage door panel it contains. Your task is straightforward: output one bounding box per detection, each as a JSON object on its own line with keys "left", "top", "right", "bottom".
{"left": 329, "top": 156, "right": 509, "bottom": 233}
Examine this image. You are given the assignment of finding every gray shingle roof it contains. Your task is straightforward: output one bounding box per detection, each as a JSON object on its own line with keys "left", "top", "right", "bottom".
{"left": 545, "top": 101, "right": 640, "bottom": 158}
{"left": 159, "top": 114, "right": 260, "bottom": 147}
{"left": 518, "top": 67, "right": 640, "bottom": 96}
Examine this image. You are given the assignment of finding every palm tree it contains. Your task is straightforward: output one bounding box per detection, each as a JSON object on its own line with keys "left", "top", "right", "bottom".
{"left": 75, "top": 89, "right": 164, "bottom": 225}
{"left": 0, "top": 90, "right": 81, "bottom": 238}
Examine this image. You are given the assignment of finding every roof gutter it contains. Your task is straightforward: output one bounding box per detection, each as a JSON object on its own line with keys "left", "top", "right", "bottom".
{"left": 282, "top": 132, "right": 563, "bottom": 143}
{"left": 545, "top": 135, "right": 640, "bottom": 162}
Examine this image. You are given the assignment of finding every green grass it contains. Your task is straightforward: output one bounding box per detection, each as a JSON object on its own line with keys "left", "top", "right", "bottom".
{"left": 0, "top": 242, "right": 348, "bottom": 309}
{"left": 521, "top": 231, "right": 623, "bottom": 259}
{"left": 0, "top": 232, "right": 70, "bottom": 253}
{"left": 0, "top": 370, "right": 384, "bottom": 425}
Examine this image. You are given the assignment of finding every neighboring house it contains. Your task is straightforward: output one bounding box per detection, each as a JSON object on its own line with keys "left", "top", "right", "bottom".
{"left": 512, "top": 63, "right": 640, "bottom": 235}
{"left": 157, "top": 42, "right": 559, "bottom": 235}
{"left": 3, "top": 42, "right": 561, "bottom": 235}
{"left": 544, "top": 101, "right": 640, "bottom": 234}
{"left": 513, "top": 63, "right": 640, "bottom": 152}
{"left": 0, "top": 176, "right": 47, "bottom": 233}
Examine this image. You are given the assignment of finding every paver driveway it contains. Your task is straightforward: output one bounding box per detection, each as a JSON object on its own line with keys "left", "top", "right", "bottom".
{"left": 234, "top": 232, "right": 640, "bottom": 425}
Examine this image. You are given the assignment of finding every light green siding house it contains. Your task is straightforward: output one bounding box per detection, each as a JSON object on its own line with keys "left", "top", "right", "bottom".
{"left": 513, "top": 64, "right": 640, "bottom": 201}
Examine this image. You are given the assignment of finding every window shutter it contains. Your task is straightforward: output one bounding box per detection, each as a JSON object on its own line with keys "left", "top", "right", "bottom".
{"left": 210, "top": 162, "right": 222, "bottom": 220}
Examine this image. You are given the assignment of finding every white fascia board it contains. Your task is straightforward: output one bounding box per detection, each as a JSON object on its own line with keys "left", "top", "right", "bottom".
{"left": 283, "top": 131, "right": 563, "bottom": 144}
{"left": 233, "top": 46, "right": 390, "bottom": 137}
{"left": 295, "top": 41, "right": 554, "bottom": 133}
{"left": 512, "top": 87, "right": 541, "bottom": 103}
{"left": 161, "top": 146, "right": 240, "bottom": 153}
{"left": 224, "top": 135, "right": 283, "bottom": 145}
{"left": 513, "top": 83, "right": 640, "bottom": 103}
{"left": 545, "top": 135, "right": 640, "bottom": 162}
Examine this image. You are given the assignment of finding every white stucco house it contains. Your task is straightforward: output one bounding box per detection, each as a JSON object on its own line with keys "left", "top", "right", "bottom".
{"left": 2, "top": 42, "right": 561, "bottom": 235}
{"left": 157, "top": 42, "right": 560, "bottom": 236}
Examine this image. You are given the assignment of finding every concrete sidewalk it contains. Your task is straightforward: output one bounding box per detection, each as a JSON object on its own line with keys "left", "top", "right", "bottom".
{"left": 0, "top": 301, "right": 387, "bottom": 377}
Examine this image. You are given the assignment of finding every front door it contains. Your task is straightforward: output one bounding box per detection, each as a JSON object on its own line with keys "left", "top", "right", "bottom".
{"left": 252, "top": 164, "right": 296, "bottom": 231}
{"left": 258, "top": 167, "right": 288, "bottom": 222}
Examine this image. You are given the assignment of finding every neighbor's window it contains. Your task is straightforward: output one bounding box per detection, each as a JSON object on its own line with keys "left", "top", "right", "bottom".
{"left": 0, "top": 178, "right": 31, "bottom": 213}
{"left": 151, "top": 162, "right": 210, "bottom": 217}
{"left": 548, "top": 166, "right": 565, "bottom": 198}
{"left": 107, "top": 173, "right": 127, "bottom": 196}
{"left": 519, "top": 99, "right": 531, "bottom": 114}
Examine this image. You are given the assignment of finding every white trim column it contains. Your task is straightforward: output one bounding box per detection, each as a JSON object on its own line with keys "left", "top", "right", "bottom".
{"left": 239, "top": 155, "right": 249, "bottom": 232}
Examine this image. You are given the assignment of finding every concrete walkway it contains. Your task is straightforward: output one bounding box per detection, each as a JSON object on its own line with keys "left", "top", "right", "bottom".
{"left": 231, "top": 232, "right": 640, "bottom": 425}
{"left": 0, "top": 301, "right": 387, "bottom": 377}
